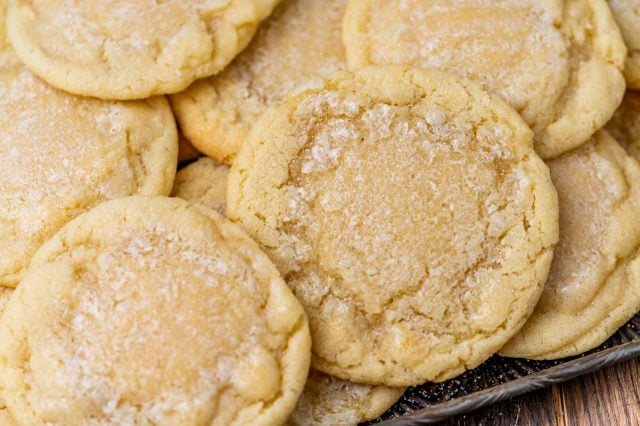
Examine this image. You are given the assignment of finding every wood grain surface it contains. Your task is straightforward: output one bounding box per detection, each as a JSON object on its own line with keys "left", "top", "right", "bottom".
{"left": 440, "top": 357, "right": 640, "bottom": 425}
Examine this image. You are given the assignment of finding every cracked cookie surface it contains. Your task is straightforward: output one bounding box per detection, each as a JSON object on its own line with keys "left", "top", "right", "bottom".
{"left": 343, "top": 0, "right": 626, "bottom": 159}
{"left": 287, "top": 370, "right": 404, "bottom": 425}
{"left": 606, "top": 90, "right": 640, "bottom": 163}
{"left": 501, "top": 131, "right": 640, "bottom": 359}
{"left": 0, "top": 29, "right": 177, "bottom": 287}
{"left": 172, "top": 157, "right": 230, "bottom": 216}
{"left": 608, "top": 0, "right": 640, "bottom": 88}
{"left": 170, "top": 0, "right": 347, "bottom": 164}
{"left": 228, "top": 66, "right": 559, "bottom": 386}
{"left": 6, "top": 0, "right": 282, "bottom": 99}
{"left": 0, "top": 196, "right": 311, "bottom": 425}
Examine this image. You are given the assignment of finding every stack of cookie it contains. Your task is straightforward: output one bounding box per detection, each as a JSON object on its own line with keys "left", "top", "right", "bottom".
{"left": 0, "top": 0, "right": 639, "bottom": 425}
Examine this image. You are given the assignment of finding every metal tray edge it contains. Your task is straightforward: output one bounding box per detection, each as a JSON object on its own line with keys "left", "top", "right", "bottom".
{"left": 381, "top": 340, "right": 640, "bottom": 424}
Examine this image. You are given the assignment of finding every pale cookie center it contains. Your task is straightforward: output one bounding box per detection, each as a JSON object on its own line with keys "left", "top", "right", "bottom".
{"left": 277, "top": 91, "right": 531, "bottom": 339}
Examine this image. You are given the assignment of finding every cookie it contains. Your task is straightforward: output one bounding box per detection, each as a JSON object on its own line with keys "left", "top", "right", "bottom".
{"left": 343, "top": 0, "right": 626, "bottom": 159}
{"left": 608, "top": 0, "right": 640, "bottom": 88}
{"left": 6, "top": 0, "right": 282, "bottom": 100}
{"left": 501, "top": 131, "right": 640, "bottom": 359}
{"left": 0, "top": 65, "right": 178, "bottom": 288}
{"left": 287, "top": 371, "right": 404, "bottom": 426}
{"left": 0, "top": 196, "right": 311, "bottom": 425}
{"left": 228, "top": 66, "right": 559, "bottom": 385}
{"left": 178, "top": 134, "right": 202, "bottom": 164}
{"left": 606, "top": 90, "right": 640, "bottom": 162}
{"left": 0, "top": 32, "right": 177, "bottom": 287}
{"left": 172, "top": 157, "right": 229, "bottom": 215}
{"left": 171, "top": 0, "right": 347, "bottom": 164}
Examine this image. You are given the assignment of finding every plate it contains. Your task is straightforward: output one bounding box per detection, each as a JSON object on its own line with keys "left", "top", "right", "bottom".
{"left": 370, "top": 314, "right": 640, "bottom": 424}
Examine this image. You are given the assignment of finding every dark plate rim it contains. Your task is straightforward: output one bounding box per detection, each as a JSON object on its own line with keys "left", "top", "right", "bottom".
{"left": 380, "top": 340, "right": 640, "bottom": 424}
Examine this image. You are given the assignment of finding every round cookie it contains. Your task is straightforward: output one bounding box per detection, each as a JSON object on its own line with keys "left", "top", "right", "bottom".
{"left": 608, "top": 0, "right": 640, "bottom": 88}
{"left": 6, "top": 0, "right": 282, "bottom": 100}
{"left": 342, "top": 0, "right": 627, "bottom": 159}
{"left": 606, "top": 90, "right": 640, "bottom": 162}
{"left": 0, "top": 196, "right": 311, "bottom": 425}
{"left": 178, "top": 134, "right": 202, "bottom": 164}
{"left": 172, "top": 157, "right": 229, "bottom": 215}
{"left": 501, "top": 131, "right": 640, "bottom": 359}
{"left": 0, "top": 19, "right": 178, "bottom": 287}
{"left": 171, "top": 0, "right": 347, "bottom": 164}
{"left": 228, "top": 66, "right": 560, "bottom": 386}
{"left": 287, "top": 371, "right": 404, "bottom": 425}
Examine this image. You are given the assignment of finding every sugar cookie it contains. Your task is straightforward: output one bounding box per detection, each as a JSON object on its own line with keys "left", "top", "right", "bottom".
{"left": 343, "top": 0, "right": 626, "bottom": 159}
{"left": 0, "top": 399, "right": 15, "bottom": 426}
{"left": 0, "top": 196, "right": 311, "bottom": 425}
{"left": 172, "top": 157, "right": 229, "bottom": 215}
{"left": 171, "top": 0, "right": 347, "bottom": 164}
{"left": 228, "top": 66, "right": 559, "bottom": 385}
{"left": 287, "top": 371, "right": 404, "bottom": 425}
{"left": 0, "top": 5, "right": 178, "bottom": 287}
{"left": 0, "top": 53, "right": 177, "bottom": 287}
{"left": 501, "top": 132, "right": 640, "bottom": 359}
{"left": 6, "top": 0, "right": 282, "bottom": 99}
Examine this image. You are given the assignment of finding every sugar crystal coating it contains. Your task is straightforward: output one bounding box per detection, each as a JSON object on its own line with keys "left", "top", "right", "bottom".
{"left": 343, "top": 0, "right": 627, "bottom": 159}
{"left": 171, "top": 0, "right": 347, "bottom": 164}
{"left": 0, "top": 50, "right": 177, "bottom": 287}
{"left": 7, "top": 0, "right": 282, "bottom": 99}
{"left": 0, "top": 196, "right": 311, "bottom": 425}
{"left": 502, "top": 132, "right": 640, "bottom": 359}
{"left": 228, "top": 66, "right": 559, "bottom": 386}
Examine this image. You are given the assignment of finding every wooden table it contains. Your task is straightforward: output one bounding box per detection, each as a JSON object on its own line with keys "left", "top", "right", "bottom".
{"left": 441, "top": 357, "right": 640, "bottom": 425}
